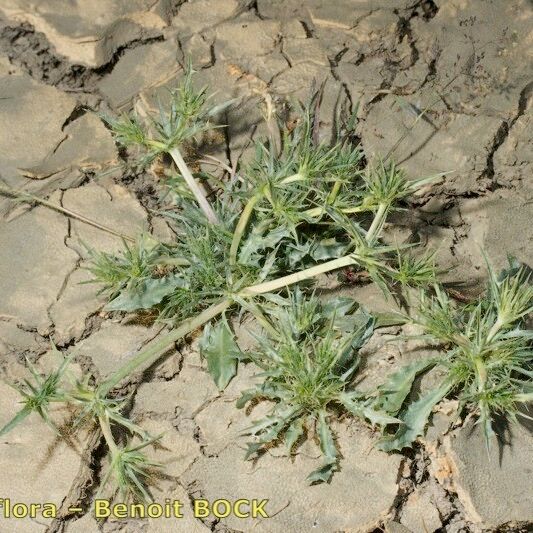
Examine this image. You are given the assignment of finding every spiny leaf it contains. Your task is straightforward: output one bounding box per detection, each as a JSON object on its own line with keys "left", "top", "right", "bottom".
{"left": 236, "top": 389, "right": 259, "bottom": 409}
{"left": 199, "top": 317, "right": 242, "bottom": 390}
{"left": 243, "top": 407, "right": 300, "bottom": 459}
{"left": 0, "top": 351, "right": 73, "bottom": 436}
{"left": 359, "top": 405, "right": 403, "bottom": 426}
{"left": 316, "top": 411, "right": 338, "bottom": 462}
{"left": 375, "top": 358, "right": 439, "bottom": 416}
{"left": 496, "top": 254, "right": 533, "bottom": 283}
{"left": 106, "top": 275, "right": 188, "bottom": 312}
{"left": 238, "top": 226, "right": 290, "bottom": 266}
{"left": 337, "top": 394, "right": 401, "bottom": 426}
{"left": 310, "top": 238, "right": 349, "bottom": 261}
{"left": 0, "top": 405, "right": 33, "bottom": 437}
{"left": 244, "top": 442, "right": 264, "bottom": 460}
{"left": 102, "top": 437, "right": 162, "bottom": 502}
{"left": 307, "top": 411, "right": 338, "bottom": 484}
{"left": 237, "top": 291, "right": 379, "bottom": 481}
{"left": 285, "top": 417, "right": 305, "bottom": 453}
{"left": 321, "top": 296, "right": 358, "bottom": 320}
{"left": 378, "top": 380, "right": 453, "bottom": 452}
{"left": 478, "top": 400, "right": 496, "bottom": 451}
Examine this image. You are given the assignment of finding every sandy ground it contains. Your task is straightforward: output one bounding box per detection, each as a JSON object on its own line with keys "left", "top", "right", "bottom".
{"left": 0, "top": 1, "right": 532, "bottom": 532}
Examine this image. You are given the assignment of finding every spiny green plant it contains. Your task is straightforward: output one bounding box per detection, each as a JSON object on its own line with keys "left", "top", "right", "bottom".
{"left": 0, "top": 347, "right": 72, "bottom": 435}
{"left": 0, "top": 70, "right": 446, "bottom": 500}
{"left": 235, "top": 290, "right": 399, "bottom": 483}
{"left": 86, "top": 201, "right": 258, "bottom": 323}
{"left": 92, "top": 103, "right": 439, "bottom": 313}
{"left": 84, "top": 236, "right": 170, "bottom": 303}
{"left": 375, "top": 257, "right": 533, "bottom": 451}
{"left": 228, "top": 102, "right": 366, "bottom": 270}
{"left": 98, "top": 428, "right": 162, "bottom": 502}
{"left": 81, "top": 71, "right": 442, "bottom": 389}
{"left": 390, "top": 248, "right": 439, "bottom": 288}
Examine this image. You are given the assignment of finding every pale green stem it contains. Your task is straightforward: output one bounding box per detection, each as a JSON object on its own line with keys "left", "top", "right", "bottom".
{"left": 515, "top": 392, "right": 533, "bottom": 403}
{"left": 169, "top": 147, "right": 219, "bottom": 224}
{"left": 229, "top": 181, "right": 278, "bottom": 268}
{"left": 305, "top": 206, "right": 325, "bottom": 219}
{"left": 98, "top": 411, "right": 119, "bottom": 455}
{"left": 0, "top": 185, "right": 135, "bottom": 242}
{"left": 239, "top": 300, "right": 278, "bottom": 338}
{"left": 326, "top": 180, "right": 342, "bottom": 204}
{"left": 366, "top": 203, "right": 388, "bottom": 243}
{"left": 229, "top": 193, "right": 261, "bottom": 267}
{"left": 99, "top": 299, "right": 232, "bottom": 395}
{"left": 337, "top": 206, "right": 369, "bottom": 214}
{"left": 242, "top": 198, "right": 390, "bottom": 295}
{"left": 280, "top": 172, "right": 304, "bottom": 185}
{"left": 486, "top": 318, "right": 503, "bottom": 344}
{"left": 304, "top": 181, "right": 345, "bottom": 219}
{"left": 241, "top": 254, "right": 357, "bottom": 296}
{"left": 308, "top": 205, "right": 365, "bottom": 218}
{"left": 474, "top": 358, "right": 487, "bottom": 394}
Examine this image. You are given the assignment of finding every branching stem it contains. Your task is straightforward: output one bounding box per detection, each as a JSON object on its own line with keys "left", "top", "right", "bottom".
{"left": 474, "top": 358, "right": 487, "bottom": 391}
{"left": 99, "top": 299, "right": 232, "bottom": 395}
{"left": 238, "top": 299, "right": 278, "bottom": 338}
{"left": 98, "top": 411, "right": 119, "bottom": 455}
{"left": 99, "top": 253, "right": 360, "bottom": 393}
{"left": 327, "top": 180, "right": 342, "bottom": 204}
{"left": 241, "top": 254, "right": 357, "bottom": 296}
{"left": 99, "top": 197, "right": 388, "bottom": 393}
{"left": 486, "top": 318, "right": 503, "bottom": 344}
{"left": 229, "top": 193, "right": 261, "bottom": 267}
{"left": 169, "top": 147, "right": 219, "bottom": 224}
{"left": 280, "top": 173, "right": 304, "bottom": 185}
{"left": 366, "top": 203, "right": 388, "bottom": 243}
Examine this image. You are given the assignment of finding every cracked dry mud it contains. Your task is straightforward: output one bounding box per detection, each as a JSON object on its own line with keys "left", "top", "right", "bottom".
{"left": 0, "top": 1, "right": 532, "bottom": 532}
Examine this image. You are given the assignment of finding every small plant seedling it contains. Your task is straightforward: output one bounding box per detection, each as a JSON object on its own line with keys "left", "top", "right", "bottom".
{"left": 235, "top": 290, "right": 400, "bottom": 483}
{"left": 87, "top": 201, "right": 258, "bottom": 322}
{"left": 0, "top": 346, "right": 73, "bottom": 436}
{"left": 376, "top": 257, "right": 533, "bottom": 451}
{"left": 84, "top": 235, "right": 168, "bottom": 305}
